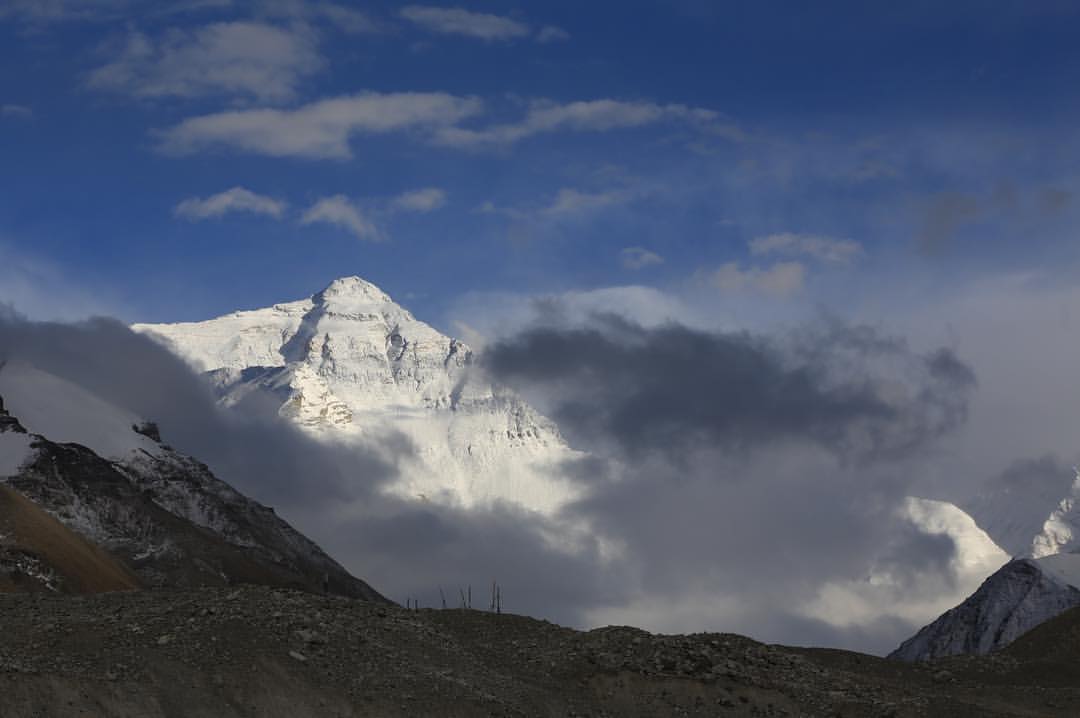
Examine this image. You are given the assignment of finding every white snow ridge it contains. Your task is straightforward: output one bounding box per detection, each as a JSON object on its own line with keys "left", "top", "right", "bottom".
{"left": 133, "top": 276, "right": 583, "bottom": 514}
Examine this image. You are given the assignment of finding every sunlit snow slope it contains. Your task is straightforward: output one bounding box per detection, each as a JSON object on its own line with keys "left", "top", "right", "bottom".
{"left": 134, "top": 277, "right": 581, "bottom": 514}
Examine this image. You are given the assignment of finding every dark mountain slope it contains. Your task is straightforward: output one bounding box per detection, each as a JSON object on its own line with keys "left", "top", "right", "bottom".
{"left": 0, "top": 391, "right": 385, "bottom": 602}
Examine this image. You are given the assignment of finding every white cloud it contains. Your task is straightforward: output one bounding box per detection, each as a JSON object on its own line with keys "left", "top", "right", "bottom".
{"left": 0, "top": 104, "right": 33, "bottom": 119}
{"left": 87, "top": 22, "right": 322, "bottom": 103}
{"left": 620, "top": 247, "right": 664, "bottom": 271}
{"left": 300, "top": 195, "right": 378, "bottom": 240}
{"left": 308, "top": 3, "right": 380, "bottom": 34}
{"left": 391, "top": 187, "right": 447, "bottom": 213}
{"left": 255, "top": 1, "right": 383, "bottom": 33}
{"left": 750, "top": 232, "right": 864, "bottom": 264}
{"left": 710, "top": 261, "right": 805, "bottom": 298}
{"left": 536, "top": 25, "right": 570, "bottom": 43}
{"left": 400, "top": 6, "right": 530, "bottom": 41}
{"left": 158, "top": 91, "right": 484, "bottom": 158}
{"left": 434, "top": 99, "right": 720, "bottom": 148}
{"left": 173, "top": 186, "right": 287, "bottom": 221}
{"left": 544, "top": 188, "right": 630, "bottom": 216}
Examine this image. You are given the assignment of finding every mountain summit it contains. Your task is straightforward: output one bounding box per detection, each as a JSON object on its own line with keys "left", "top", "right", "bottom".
{"left": 133, "top": 277, "right": 581, "bottom": 513}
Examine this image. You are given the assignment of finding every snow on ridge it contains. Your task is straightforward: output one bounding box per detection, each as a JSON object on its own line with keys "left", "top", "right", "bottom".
{"left": 133, "top": 276, "right": 583, "bottom": 514}
{"left": 0, "top": 362, "right": 161, "bottom": 462}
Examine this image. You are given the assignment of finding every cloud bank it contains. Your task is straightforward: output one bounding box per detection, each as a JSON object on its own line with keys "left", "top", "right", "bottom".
{"left": 0, "top": 306, "right": 995, "bottom": 655}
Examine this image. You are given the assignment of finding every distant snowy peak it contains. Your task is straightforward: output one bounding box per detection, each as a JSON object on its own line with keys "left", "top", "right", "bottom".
{"left": 319, "top": 275, "right": 395, "bottom": 306}
{"left": 966, "top": 465, "right": 1080, "bottom": 559}
{"left": 890, "top": 553, "right": 1080, "bottom": 661}
{"left": 134, "top": 276, "right": 581, "bottom": 513}
{"left": 134, "top": 275, "right": 473, "bottom": 421}
{"left": 133, "top": 275, "right": 458, "bottom": 375}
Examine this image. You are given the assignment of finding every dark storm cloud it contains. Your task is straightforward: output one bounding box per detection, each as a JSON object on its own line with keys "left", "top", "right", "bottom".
{"left": 474, "top": 312, "right": 978, "bottom": 653}
{"left": 483, "top": 314, "right": 975, "bottom": 464}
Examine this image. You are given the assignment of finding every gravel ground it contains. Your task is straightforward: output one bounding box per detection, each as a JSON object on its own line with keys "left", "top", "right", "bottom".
{"left": 2, "top": 586, "right": 1080, "bottom": 717}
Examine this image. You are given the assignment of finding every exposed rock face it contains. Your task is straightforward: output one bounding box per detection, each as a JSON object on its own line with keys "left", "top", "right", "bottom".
{"left": 0, "top": 390, "right": 385, "bottom": 601}
{"left": 133, "top": 276, "right": 583, "bottom": 513}
{"left": 0, "top": 394, "right": 26, "bottom": 434}
{"left": 889, "top": 556, "right": 1080, "bottom": 662}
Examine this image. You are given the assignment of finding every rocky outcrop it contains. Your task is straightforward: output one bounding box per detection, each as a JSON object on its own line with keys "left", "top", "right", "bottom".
{"left": 0, "top": 395, "right": 26, "bottom": 434}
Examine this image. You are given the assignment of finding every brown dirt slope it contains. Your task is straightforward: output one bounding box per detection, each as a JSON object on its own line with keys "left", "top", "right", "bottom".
{"left": 0, "top": 484, "right": 140, "bottom": 593}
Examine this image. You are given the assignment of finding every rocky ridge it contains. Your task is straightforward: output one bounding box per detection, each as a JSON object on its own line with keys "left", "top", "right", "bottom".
{"left": 0, "top": 386, "right": 383, "bottom": 600}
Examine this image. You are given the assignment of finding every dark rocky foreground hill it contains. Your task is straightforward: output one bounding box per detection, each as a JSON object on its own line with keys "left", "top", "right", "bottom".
{"left": 0, "top": 388, "right": 384, "bottom": 602}
{"left": 3, "top": 586, "right": 1080, "bottom": 718}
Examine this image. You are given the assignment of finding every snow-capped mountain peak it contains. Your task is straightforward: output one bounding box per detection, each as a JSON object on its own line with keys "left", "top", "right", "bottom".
{"left": 316, "top": 275, "right": 396, "bottom": 307}
{"left": 133, "top": 277, "right": 581, "bottom": 513}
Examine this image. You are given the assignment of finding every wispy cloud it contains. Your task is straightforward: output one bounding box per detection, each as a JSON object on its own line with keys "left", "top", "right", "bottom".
{"left": 620, "top": 247, "right": 664, "bottom": 271}
{"left": 543, "top": 188, "right": 630, "bottom": 216}
{"left": 749, "top": 232, "right": 864, "bottom": 264}
{"left": 479, "top": 186, "right": 635, "bottom": 224}
{"left": 0, "top": 0, "right": 133, "bottom": 23}
{"left": 391, "top": 187, "right": 447, "bottom": 213}
{"left": 435, "top": 99, "right": 722, "bottom": 148}
{"left": 710, "top": 261, "right": 805, "bottom": 298}
{"left": 305, "top": 3, "right": 381, "bottom": 34}
{"left": 174, "top": 186, "right": 287, "bottom": 221}
{"left": 0, "top": 104, "right": 33, "bottom": 119}
{"left": 536, "top": 25, "right": 570, "bottom": 43}
{"left": 300, "top": 195, "right": 378, "bottom": 240}
{"left": 158, "top": 91, "right": 484, "bottom": 158}
{"left": 87, "top": 22, "right": 322, "bottom": 103}
{"left": 400, "top": 6, "right": 530, "bottom": 41}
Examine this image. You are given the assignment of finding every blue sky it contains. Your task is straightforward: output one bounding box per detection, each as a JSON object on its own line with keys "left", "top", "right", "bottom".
{"left": 2, "top": 1, "right": 1080, "bottom": 329}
